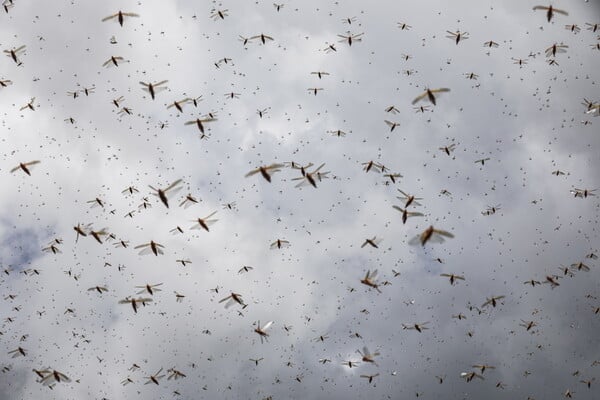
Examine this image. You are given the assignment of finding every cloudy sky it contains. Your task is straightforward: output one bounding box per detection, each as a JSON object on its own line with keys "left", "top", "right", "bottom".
{"left": 1, "top": 0, "right": 599, "bottom": 399}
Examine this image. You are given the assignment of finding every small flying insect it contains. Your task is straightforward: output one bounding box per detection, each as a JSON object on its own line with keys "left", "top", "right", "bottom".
{"left": 439, "top": 143, "right": 457, "bottom": 156}
{"left": 219, "top": 293, "right": 247, "bottom": 309}
{"left": 149, "top": 179, "right": 183, "bottom": 208}
{"left": 254, "top": 320, "right": 273, "bottom": 343}
{"left": 533, "top": 5, "right": 568, "bottom": 22}
{"left": 250, "top": 33, "right": 274, "bottom": 44}
{"left": 10, "top": 160, "right": 40, "bottom": 176}
{"left": 270, "top": 239, "right": 290, "bottom": 249}
{"left": 102, "top": 11, "right": 140, "bottom": 26}
{"left": 446, "top": 30, "right": 469, "bottom": 45}
{"left": 134, "top": 241, "right": 165, "bottom": 256}
{"left": 402, "top": 322, "right": 430, "bottom": 332}
{"left": 409, "top": 226, "right": 454, "bottom": 246}
{"left": 139, "top": 80, "right": 168, "bottom": 100}
{"left": 191, "top": 211, "right": 218, "bottom": 232}
{"left": 102, "top": 56, "right": 126, "bottom": 67}
{"left": 245, "top": 164, "right": 285, "bottom": 183}
{"left": 360, "top": 269, "right": 382, "bottom": 293}
{"left": 412, "top": 88, "right": 450, "bottom": 106}
{"left": 440, "top": 273, "right": 465, "bottom": 285}
{"left": 119, "top": 297, "right": 153, "bottom": 313}
{"left": 185, "top": 117, "right": 217, "bottom": 135}
{"left": 4, "top": 45, "right": 25, "bottom": 64}
{"left": 337, "top": 31, "right": 364, "bottom": 46}
{"left": 210, "top": 9, "right": 229, "bottom": 20}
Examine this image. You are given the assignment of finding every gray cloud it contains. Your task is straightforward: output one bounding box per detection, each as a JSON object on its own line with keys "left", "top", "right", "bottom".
{"left": 1, "top": 0, "right": 599, "bottom": 399}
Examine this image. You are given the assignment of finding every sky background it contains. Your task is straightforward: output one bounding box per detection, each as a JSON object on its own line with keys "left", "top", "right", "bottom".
{"left": 1, "top": 0, "right": 599, "bottom": 399}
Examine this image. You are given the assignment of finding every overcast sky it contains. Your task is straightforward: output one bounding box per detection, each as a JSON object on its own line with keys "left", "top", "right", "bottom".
{"left": 1, "top": 0, "right": 599, "bottom": 399}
